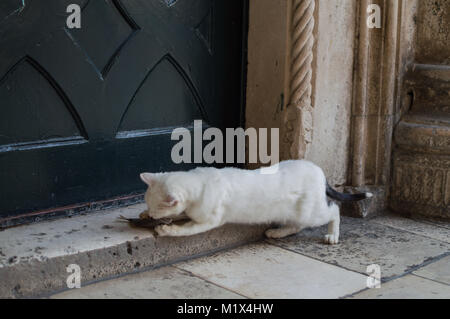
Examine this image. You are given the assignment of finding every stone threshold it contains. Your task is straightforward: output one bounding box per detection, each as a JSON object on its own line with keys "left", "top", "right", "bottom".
{"left": 0, "top": 203, "right": 266, "bottom": 298}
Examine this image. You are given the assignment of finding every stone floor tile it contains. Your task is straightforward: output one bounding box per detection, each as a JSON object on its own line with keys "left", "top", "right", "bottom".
{"left": 176, "top": 243, "right": 367, "bottom": 299}
{"left": 350, "top": 275, "right": 450, "bottom": 299}
{"left": 372, "top": 214, "right": 450, "bottom": 243}
{"left": 267, "top": 217, "right": 450, "bottom": 280}
{"left": 413, "top": 256, "right": 450, "bottom": 285}
{"left": 51, "top": 266, "right": 243, "bottom": 299}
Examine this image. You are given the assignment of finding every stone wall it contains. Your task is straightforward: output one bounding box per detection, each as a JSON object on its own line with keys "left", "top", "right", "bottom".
{"left": 415, "top": 0, "right": 450, "bottom": 65}
{"left": 246, "top": 0, "right": 287, "bottom": 134}
{"left": 245, "top": 0, "right": 449, "bottom": 219}
{"left": 390, "top": 0, "right": 450, "bottom": 219}
{"left": 306, "top": 0, "right": 357, "bottom": 186}
{"left": 246, "top": 0, "right": 357, "bottom": 186}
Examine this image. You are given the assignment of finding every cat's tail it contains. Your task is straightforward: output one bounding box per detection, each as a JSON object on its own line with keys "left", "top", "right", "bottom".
{"left": 326, "top": 182, "right": 373, "bottom": 202}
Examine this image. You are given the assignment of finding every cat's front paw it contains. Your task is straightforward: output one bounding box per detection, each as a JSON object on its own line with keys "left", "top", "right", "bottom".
{"left": 324, "top": 234, "right": 339, "bottom": 245}
{"left": 155, "top": 224, "right": 174, "bottom": 237}
{"left": 265, "top": 228, "right": 285, "bottom": 239}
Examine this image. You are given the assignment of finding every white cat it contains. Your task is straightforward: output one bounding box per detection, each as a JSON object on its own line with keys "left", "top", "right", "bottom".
{"left": 139, "top": 160, "right": 372, "bottom": 244}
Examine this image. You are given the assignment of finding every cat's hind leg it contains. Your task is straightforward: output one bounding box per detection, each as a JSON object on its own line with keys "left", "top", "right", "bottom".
{"left": 324, "top": 203, "right": 340, "bottom": 245}
{"left": 265, "top": 225, "right": 302, "bottom": 239}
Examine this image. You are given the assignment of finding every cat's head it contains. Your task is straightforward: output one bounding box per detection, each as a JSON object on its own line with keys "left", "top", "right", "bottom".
{"left": 140, "top": 173, "right": 186, "bottom": 219}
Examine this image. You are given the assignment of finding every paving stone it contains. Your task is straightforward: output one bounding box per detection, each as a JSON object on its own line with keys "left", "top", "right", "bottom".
{"left": 267, "top": 217, "right": 450, "bottom": 280}
{"left": 350, "top": 275, "right": 450, "bottom": 299}
{"left": 420, "top": 219, "right": 450, "bottom": 231}
{"left": 51, "top": 266, "right": 243, "bottom": 299}
{"left": 176, "top": 243, "right": 367, "bottom": 299}
{"left": 413, "top": 256, "right": 450, "bottom": 285}
{"left": 372, "top": 214, "right": 450, "bottom": 243}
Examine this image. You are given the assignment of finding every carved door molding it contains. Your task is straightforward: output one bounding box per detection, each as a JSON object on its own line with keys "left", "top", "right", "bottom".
{"left": 346, "top": 0, "right": 404, "bottom": 216}
{"left": 281, "top": 0, "right": 316, "bottom": 161}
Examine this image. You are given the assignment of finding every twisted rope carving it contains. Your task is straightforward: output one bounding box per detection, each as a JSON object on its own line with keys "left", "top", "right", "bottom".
{"left": 289, "top": 0, "right": 315, "bottom": 105}
{"left": 283, "top": 0, "right": 315, "bottom": 160}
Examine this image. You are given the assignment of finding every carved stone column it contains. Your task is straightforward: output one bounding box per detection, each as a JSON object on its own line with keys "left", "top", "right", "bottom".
{"left": 282, "top": 0, "right": 315, "bottom": 160}
{"left": 345, "top": 0, "right": 402, "bottom": 217}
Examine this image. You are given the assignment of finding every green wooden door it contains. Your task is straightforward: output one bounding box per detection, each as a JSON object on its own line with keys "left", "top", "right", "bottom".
{"left": 0, "top": 0, "right": 245, "bottom": 226}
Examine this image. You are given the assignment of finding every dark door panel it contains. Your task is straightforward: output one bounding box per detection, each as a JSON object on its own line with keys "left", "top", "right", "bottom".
{"left": 0, "top": 0, "right": 245, "bottom": 222}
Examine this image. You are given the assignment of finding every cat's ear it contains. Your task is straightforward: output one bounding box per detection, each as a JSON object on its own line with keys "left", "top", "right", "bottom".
{"left": 162, "top": 194, "right": 178, "bottom": 207}
{"left": 140, "top": 173, "right": 156, "bottom": 186}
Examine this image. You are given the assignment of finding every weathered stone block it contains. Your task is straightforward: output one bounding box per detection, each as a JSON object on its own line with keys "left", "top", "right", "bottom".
{"left": 391, "top": 151, "right": 450, "bottom": 219}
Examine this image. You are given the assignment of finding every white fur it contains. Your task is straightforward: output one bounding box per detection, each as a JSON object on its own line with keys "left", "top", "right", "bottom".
{"left": 140, "top": 160, "right": 340, "bottom": 244}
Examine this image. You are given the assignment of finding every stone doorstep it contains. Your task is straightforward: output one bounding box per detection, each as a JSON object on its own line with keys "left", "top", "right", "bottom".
{"left": 395, "top": 116, "right": 450, "bottom": 154}
{"left": 0, "top": 203, "right": 266, "bottom": 299}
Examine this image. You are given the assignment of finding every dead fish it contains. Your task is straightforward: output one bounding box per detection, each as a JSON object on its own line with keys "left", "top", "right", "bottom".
{"left": 117, "top": 215, "right": 173, "bottom": 228}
